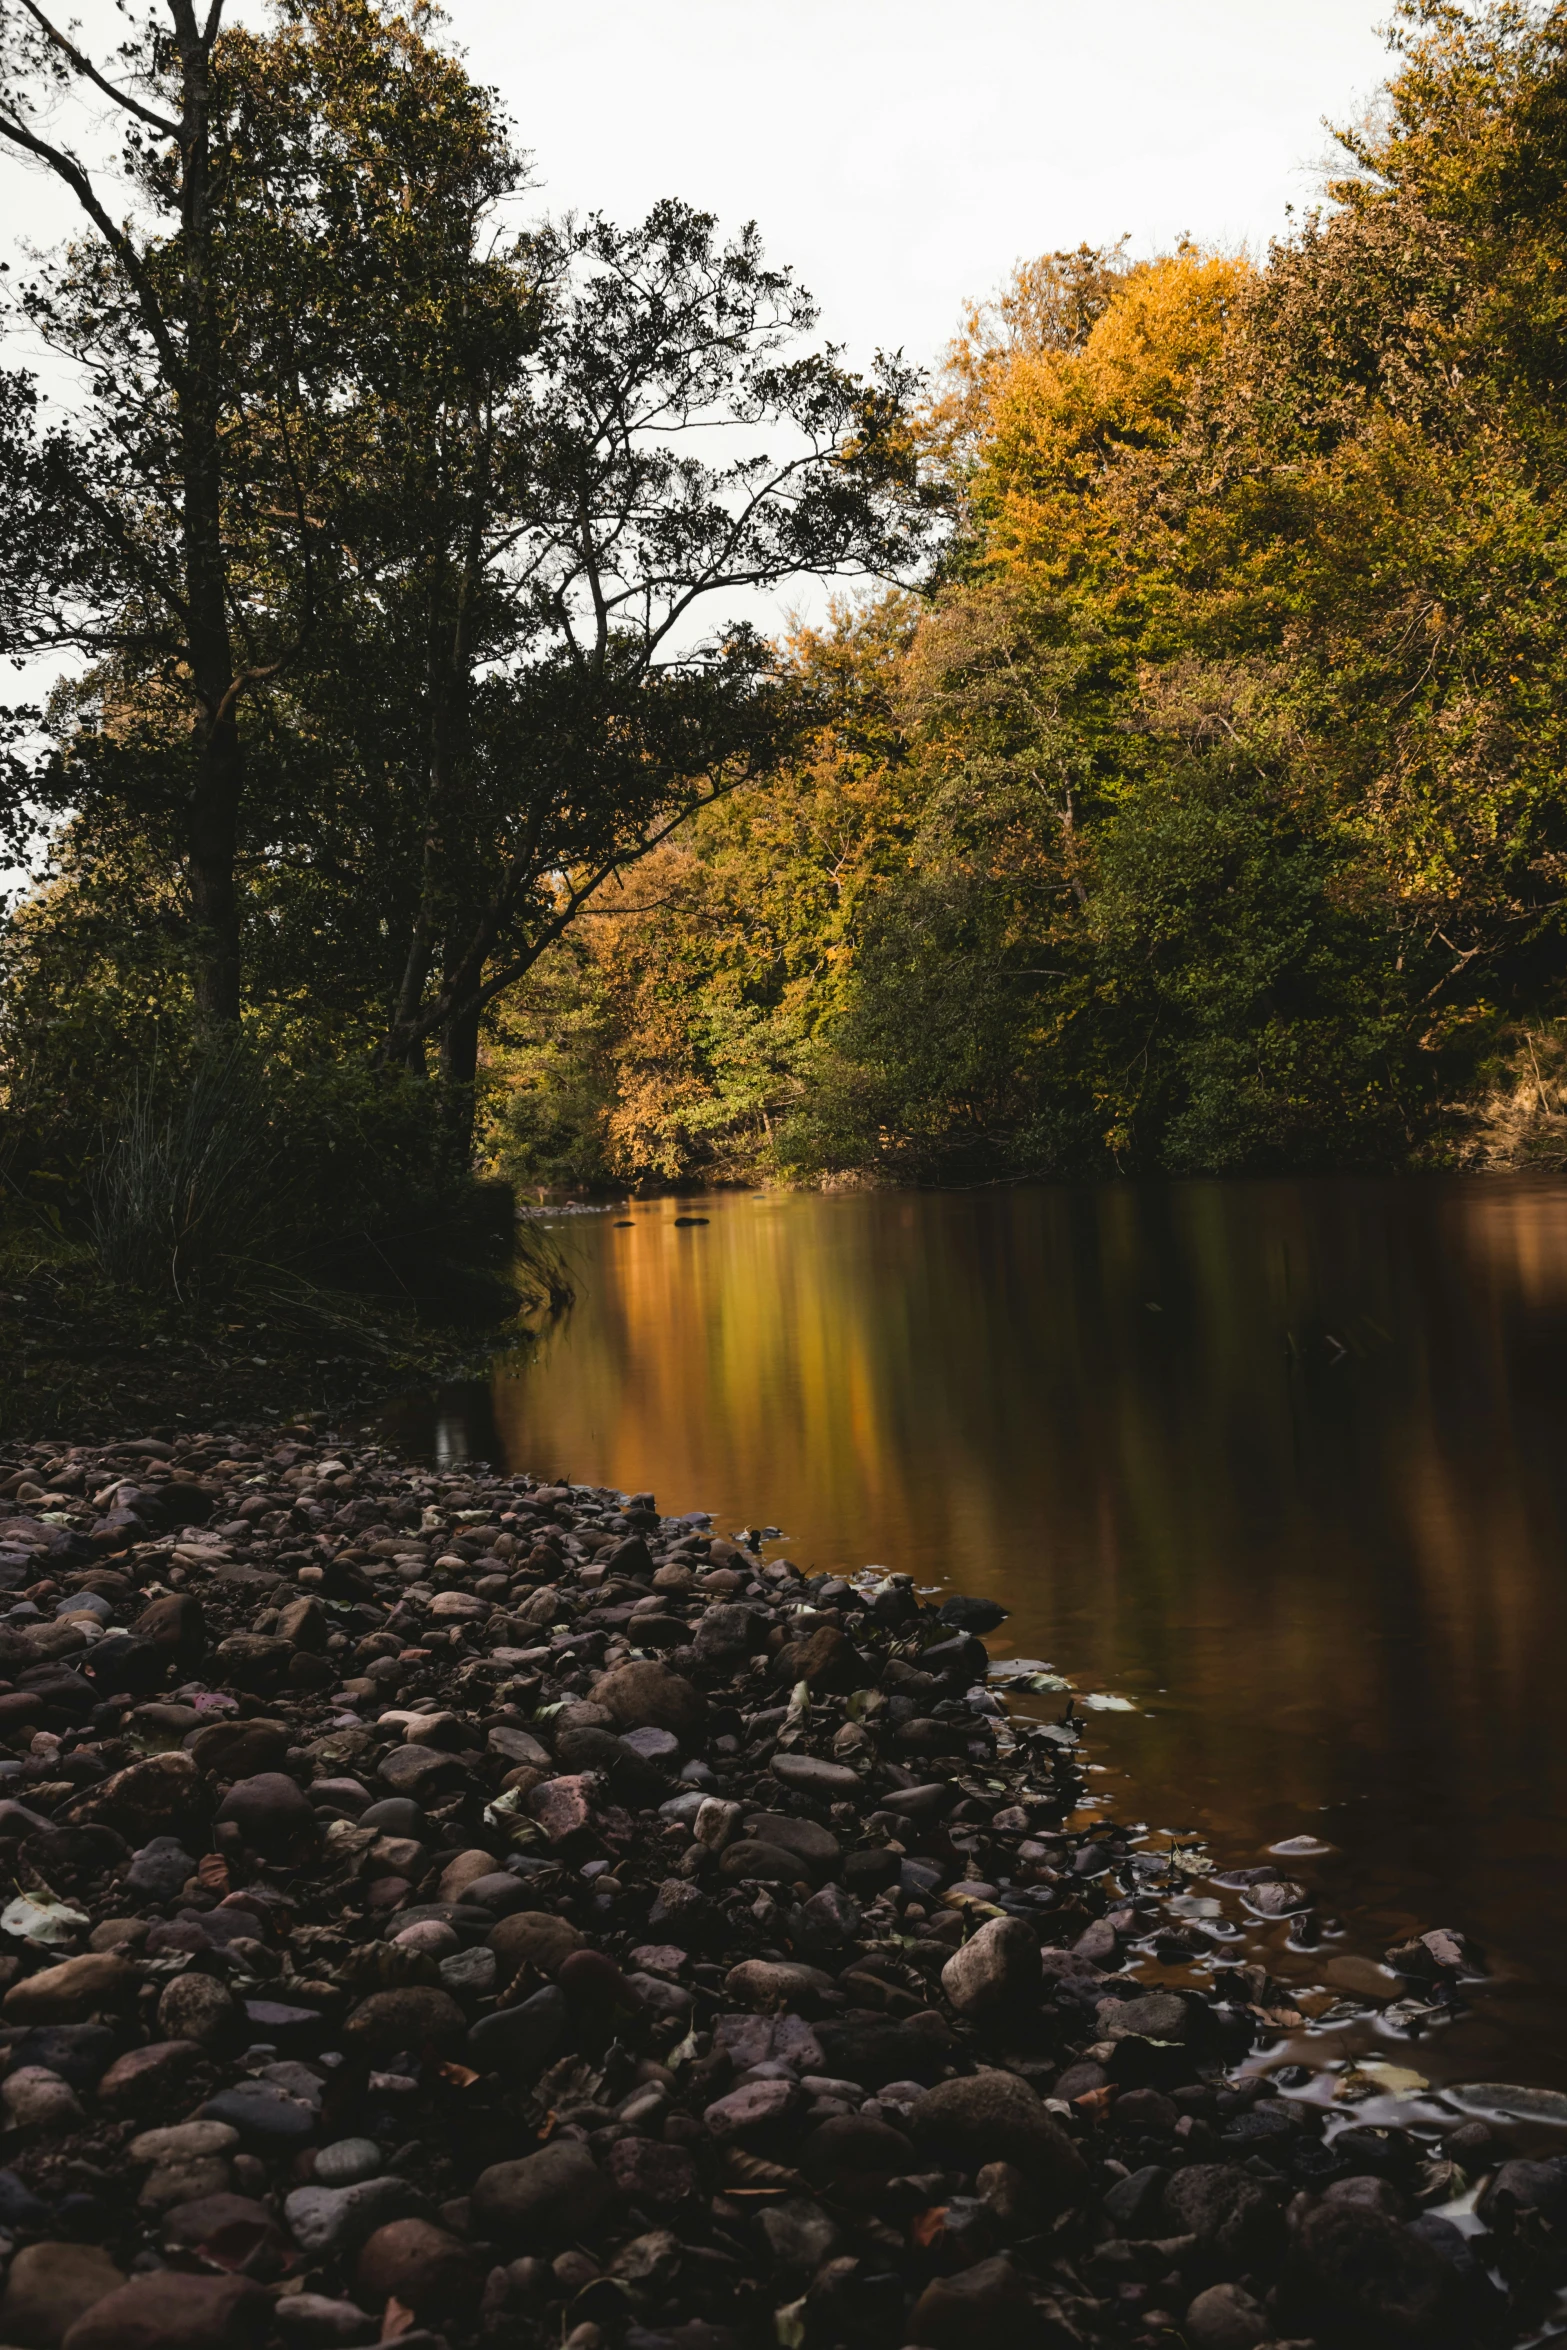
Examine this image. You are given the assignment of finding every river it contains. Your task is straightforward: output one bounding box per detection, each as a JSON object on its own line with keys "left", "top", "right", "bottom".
{"left": 385, "top": 1174, "right": 1567, "bottom": 2094}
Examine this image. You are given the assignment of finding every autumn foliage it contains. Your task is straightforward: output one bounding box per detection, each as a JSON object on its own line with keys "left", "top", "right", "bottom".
{"left": 488, "top": 4, "right": 1567, "bottom": 1185}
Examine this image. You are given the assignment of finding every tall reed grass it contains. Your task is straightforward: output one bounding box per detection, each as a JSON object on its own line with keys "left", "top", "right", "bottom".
{"left": 84, "top": 1042, "right": 572, "bottom": 1324}
{"left": 88, "top": 1045, "right": 284, "bottom": 1302}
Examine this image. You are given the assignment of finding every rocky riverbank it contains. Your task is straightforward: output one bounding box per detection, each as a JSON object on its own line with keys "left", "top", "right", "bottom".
{"left": 0, "top": 1426, "right": 1543, "bottom": 2350}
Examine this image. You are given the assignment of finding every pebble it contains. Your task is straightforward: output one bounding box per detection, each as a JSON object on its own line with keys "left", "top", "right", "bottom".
{"left": 438, "top": 1944, "right": 495, "bottom": 1997}
{"left": 1183, "top": 2280, "right": 1272, "bottom": 2350}
{"left": 356, "top": 2216, "right": 480, "bottom": 2315}
{"left": 769, "top": 1750, "right": 863, "bottom": 1800}
{"left": 909, "top": 2253, "right": 1035, "bottom": 2348}
{"left": 129, "top": 2118, "right": 238, "bottom": 2162}
{"left": 123, "top": 1834, "right": 197, "bottom": 1900}
{"left": 1283, "top": 2195, "right": 1456, "bottom": 2338}
{"left": 488, "top": 1909, "right": 582, "bottom": 1974}
{"left": 59, "top": 2270, "right": 270, "bottom": 2349}
{"left": 95, "top": 2037, "right": 201, "bottom": 2112}
{"left": 465, "top": 1982, "right": 568, "bottom": 2079}
{"left": 312, "top": 2136, "right": 383, "bottom": 2186}
{"left": 472, "top": 2141, "right": 612, "bottom": 2245}
{"left": 0, "top": 2239, "right": 123, "bottom": 2343}
{"left": 0, "top": 1421, "right": 1534, "bottom": 2350}
{"left": 2, "top": 1952, "right": 128, "bottom": 2024}
{"left": 214, "top": 1770, "right": 317, "bottom": 1856}
{"left": 939, "top": 1913, "right": 1041, "bottom": 2014}
{"left": 155, "top": 1971, "right": 241, "bottom": 2047}
{"left": 603, "top": 2135, "right": 697, "bottom": 2207}
{"left": 273, "top": 2292, "right": 377, "bottom": 2341}
{"left": 197, "top": 2080, "right": 318, "bottom": 2145}
{"left": 0, "top": 2066, "right": 83, "bottom": 2131}
{"left": 283, "top": 2174, "right": 421, "bottom": 2256}
{"left": 703, "top": 2075, "right": 802, "bottom": 2140}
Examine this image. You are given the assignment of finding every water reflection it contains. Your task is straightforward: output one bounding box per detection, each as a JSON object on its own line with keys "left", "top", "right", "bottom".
{"left": 384, "top": 1177, "right": 1567, "bottom": 2083}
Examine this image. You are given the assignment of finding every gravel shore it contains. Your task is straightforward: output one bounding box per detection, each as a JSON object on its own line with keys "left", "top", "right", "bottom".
{"left": 0, "top": 1426, "right": 1539, "bottom": 2350}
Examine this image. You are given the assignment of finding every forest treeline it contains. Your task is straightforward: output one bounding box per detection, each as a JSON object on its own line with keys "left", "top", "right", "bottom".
{"left": 495, "top": 0, "right": 1567, "bottom": 1187}
{"left": 4, "top": 0, "right": 1567, "bottom": 1269}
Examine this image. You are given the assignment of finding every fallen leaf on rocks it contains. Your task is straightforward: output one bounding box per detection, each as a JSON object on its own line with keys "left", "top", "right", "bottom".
{"left": 1333, "top": 2060, "right": 1428, "bottom": 2101}
{"left": 0, "top": 1895, "right": 89, "bottom": 1943}
{"left": 725, "top": 2149, "right": 808, "bottom": 2192}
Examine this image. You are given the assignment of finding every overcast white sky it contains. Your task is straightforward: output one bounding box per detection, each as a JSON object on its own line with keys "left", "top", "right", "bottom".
{"left": 0, "top": 0, "right": 1399, "bottom": 796}
{"left": 452, "top": 0, "right": 1398, "bottom": 371}
{"left": 1, "top": 0, "right": 1403, "bottom": 464}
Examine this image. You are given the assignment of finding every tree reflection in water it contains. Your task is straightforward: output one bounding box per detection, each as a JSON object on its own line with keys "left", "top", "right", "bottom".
{"left": 384, "top": 1176, "right": 1567, "bottom": 2086}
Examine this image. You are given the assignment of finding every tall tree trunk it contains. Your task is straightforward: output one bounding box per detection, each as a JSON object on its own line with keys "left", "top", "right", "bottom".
{"left": 175, "top": 2, "right": 243, "bottom": 1025}
{"left": 186, "top": 714, "right": 242, "bottom": 1021}
{"left": 437, "top": 981, "right": 481, "bottom": 1158}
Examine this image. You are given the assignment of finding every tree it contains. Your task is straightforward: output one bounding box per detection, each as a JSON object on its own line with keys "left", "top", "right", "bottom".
{"left": 1, "top": 4, "right": 935, "bottom": 1144}
{"left": 1, "top": 0, "right": 283, "bottom": 1020}
{"left": 0, "top": 0, "right": 538, "bottom": 1034}
{"left": 484, "top": 597, "right": 921, "bottom": 1186}
{"left": 278, "top": 196, "right": 934, "bottom": 1140}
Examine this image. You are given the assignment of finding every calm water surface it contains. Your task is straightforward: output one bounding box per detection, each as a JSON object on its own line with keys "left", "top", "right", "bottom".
{"left": 387, "top": 1176, "right": 1567, "bottom": 2089}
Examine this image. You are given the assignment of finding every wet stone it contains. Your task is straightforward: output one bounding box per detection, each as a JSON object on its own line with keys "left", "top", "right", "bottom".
{"left": 1101, "top": 2161, "right": 1169, "bottom": 2236}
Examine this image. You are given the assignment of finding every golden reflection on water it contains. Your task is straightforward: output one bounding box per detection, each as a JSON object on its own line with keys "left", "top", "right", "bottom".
{"left": 393, "top": 1176, "right": 1567, "bottom": 2079}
